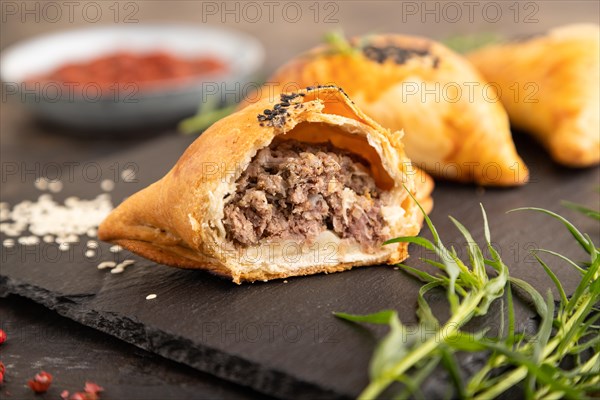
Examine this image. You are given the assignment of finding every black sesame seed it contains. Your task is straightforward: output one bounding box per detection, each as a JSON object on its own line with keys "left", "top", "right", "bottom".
{"left": 264, "top": 109, "right": 272, "bottom": 115}
{"left": 362, "top": 44, "right": 432, "bottom": 66}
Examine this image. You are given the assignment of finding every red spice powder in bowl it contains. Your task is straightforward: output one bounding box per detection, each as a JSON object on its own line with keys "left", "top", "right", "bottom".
{"left": 26, "top": 51, "right": 228, "bottom": 94}
{"left": 1, "top": 24, "right": 264, "bottom": 131}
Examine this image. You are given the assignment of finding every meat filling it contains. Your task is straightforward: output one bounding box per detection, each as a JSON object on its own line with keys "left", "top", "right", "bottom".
{"left": 223, "top": 140, "right": 391, "bottom": 251}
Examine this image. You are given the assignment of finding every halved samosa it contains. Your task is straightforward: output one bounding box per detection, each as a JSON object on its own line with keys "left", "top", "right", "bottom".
{"left": 247, "top": 34, "right": 529, "bottom": 186}
{"left": 468, "top": 24, "right": 600, "bottom": 167}
{"left": 98, "top": 86, "right": 433, "bottom": 283}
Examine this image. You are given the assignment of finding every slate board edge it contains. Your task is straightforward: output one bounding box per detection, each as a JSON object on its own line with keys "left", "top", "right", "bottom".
{"left": 0, "top": 275, "right": 347, "bottom": 400}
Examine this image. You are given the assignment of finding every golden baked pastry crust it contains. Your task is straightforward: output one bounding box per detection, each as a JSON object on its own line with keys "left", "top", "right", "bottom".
{"left": 468, "top": 24, "right": 600, "bottom": 167}
{"left": 99, "top": 86, "right": 433, "bottom": 283}
{"left": 244, "top": 34, "right": 529, "bottom": 186}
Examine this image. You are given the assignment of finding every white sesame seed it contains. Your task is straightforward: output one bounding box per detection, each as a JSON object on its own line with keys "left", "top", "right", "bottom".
{"left": 86, "top": 240, "right": 99, "bottom": 249}
{"left": 66, "top": 234, "right": 79, "bottom": 243}
{"left": 64, "top": 196, "right": 80, "bottom": 207}
{"left": 0, "top": 209, "right": 10, "bottom": 221}
{"left": 86, "top": 228, "right": 98, "bottom": 237}
{"left": 59, "top": 242, "right": 70, "bottom": 251}
{"left": 121, "top": 168, "right": 136, "bottom": 182}
{"left": 43, "top": 235, "right": 54, "bottom": 243}
{"left": 1, "top": 193, "right": 112, "bottom": 240}
{"left": 110, "top": 259, "right": 135, "bottom": 274}
{"left": 101, "top": 179, "right": 115, "bottom": 192}
{"left": 109, "top": 245, "right": 123, "bottom": 253}
{"left": 3, "top": 239, "right": 15, "bottom": 248}
{"left": 146, "top": 294, "right": 157, "bottom": 300}
{"left": 85, "top": 250, "right": 95, "bottom": 258}
{"left": 38, "top": 194, "right": 52, "bottom": 202}
{"left": 1, "top": 227, "right": 19, "bottom": 237}
{"left": 34, "top": 177, "right": 49, "bottom": 191}
{"left": 18, "top": 236, "right": 39, "bottom": 245}
{"left": 55, "top": 234, "right": 79, "bottom": 244}
{"left": 48, "top": 180, "right": 63, "bottom": 193}
{"left": 97, "top": 261, "right": 116, "bottom": 270}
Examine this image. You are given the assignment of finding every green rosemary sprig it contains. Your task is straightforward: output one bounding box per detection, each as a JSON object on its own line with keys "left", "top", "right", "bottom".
{"left": 335, "top": 198, "right": 600, "bottom": 399}
{"left": 178, "top": 95, "right": 237, "bottom": 135}
{"left": 322, "top": 30, "right": 373, "bottom": 57}
{"left": 466, "top": 206, "right": 600, "bottom": 399}
{"left": 442, "top": 32, "right": 502, "bottom": 53}
{"left": 561, "top": 200, "right": 600, "bottom": 221}
{"left": 323, "top": 30, "right": 357, "bottom": 55}
{"left": 335, "top": 192, "right": 509, "bottom": 399}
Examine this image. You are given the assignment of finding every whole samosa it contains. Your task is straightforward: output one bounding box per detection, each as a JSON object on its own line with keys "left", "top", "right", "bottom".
{"left": 242, "top": 33, "right": 529, "bottom": 186}
{"left": 468, "top": 24, "right": 600, "bottom": 167}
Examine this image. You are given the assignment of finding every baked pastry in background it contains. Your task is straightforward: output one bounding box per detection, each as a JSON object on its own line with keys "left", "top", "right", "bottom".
{"left": 468, "top": 24, "right": 600, "bottom": 167}
{"left": 99, "top": 86, "right": 433, "bottom": 283}
{"left": 245, "top": 34, "right": 529, "bottom": 186}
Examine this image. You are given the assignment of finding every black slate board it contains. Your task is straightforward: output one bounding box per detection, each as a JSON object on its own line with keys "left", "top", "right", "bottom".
{"left": 0, "top": 295, "right": 269, "bottom": 400}
{"left": 1, "top": 132, "right": 599, "bottom": 399}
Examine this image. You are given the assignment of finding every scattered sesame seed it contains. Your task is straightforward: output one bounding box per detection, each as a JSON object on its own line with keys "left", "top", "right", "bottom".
{"left": 97, "top": 261, "right": 116, "bottom": 270}
{"left": 0, "top": 209, "right": 9, "bottom": 221}
{"left": 59, "top": 242, "right": 70, "bottom": 251}
{"left": 121, "top": 168, "right": 136, "bottom": 182}
{"left": 43, "top": 235, "right": 54, "bottom": 243}
{"left": 111, "top": 259, "right": 135, "bottom": 274}
{"left": 64, "top": 195, "right": 77, "bottom": 203}
{"left": 0, "top": 193, "right": 112, "bottom": 242}
{"left": 18, "top": 236, "right": 40, "bottom": 245}
{"left": 100, "top": 179, "right": 115, "bottom": 192}
{"left": 86, "top": 228, "right": 98, "bottom": 237}
{"left": 109, "top": 245, "right": 123, "bottom": 253}
{"left": 85, "top": 250, "right": 95, "bottom": 258}
{"left": 3, "top": 239, "right": 15, "bottom": 248}
{"left": 48, "top": 180, "right": 63, "bottom": 193}
{"left": 283, "top": 280, "right": 288, "bottom": 283}
{"left": 34, "top": 177, "right": 49, "bottom": 191}
{"left": 87, "top": 240, "right": 99, "bottom": 249}
{"left": 146, "top": 294, "right": 157, "bottom": 300}
{"left": 56, "top": 234, "right": 79, "bottom": 244}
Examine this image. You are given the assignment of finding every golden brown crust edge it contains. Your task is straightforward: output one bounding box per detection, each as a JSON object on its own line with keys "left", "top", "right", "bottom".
{"left": 111, "top": 239, "right": 410, "bottom": 284}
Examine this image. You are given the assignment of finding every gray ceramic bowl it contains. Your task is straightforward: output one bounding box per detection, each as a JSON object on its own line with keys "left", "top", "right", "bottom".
{"left": 0, "top": 24, "right": 264, "bottom": 131}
